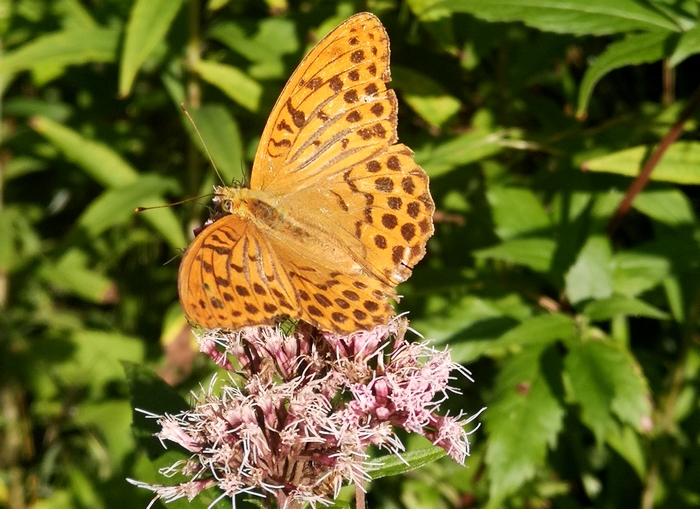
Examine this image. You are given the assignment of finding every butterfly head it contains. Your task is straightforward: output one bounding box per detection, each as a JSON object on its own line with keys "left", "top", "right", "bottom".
{"left": 213, "top": 185, "right": 247, "bottom": 214}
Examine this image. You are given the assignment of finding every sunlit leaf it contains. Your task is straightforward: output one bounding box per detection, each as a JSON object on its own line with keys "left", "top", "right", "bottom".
{"left": 193, "top": 59, "right": 263, "bottom": 112}
{"left": 0, "top": 26, "right": 119, "bottom": 74}
{"left": 120, "top": 0, "right": 186, "bottom": 96}
{"left": 582, "top": 141, "right": 700, "bottom": 184}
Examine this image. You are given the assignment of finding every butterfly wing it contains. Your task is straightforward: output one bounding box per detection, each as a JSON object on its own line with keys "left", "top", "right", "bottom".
{"left": 178, "top": 216, "right": 299, "bottom": 330}
{"left": 251, "top": 11, "right": 434, "bottom": 295}
{"left": 251, "top": 12, "right": 395, "bottom": 192}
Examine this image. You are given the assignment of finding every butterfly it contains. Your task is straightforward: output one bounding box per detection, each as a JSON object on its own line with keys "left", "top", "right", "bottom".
{"left": 178, "top": 12, "right": 434, "bottom": 335}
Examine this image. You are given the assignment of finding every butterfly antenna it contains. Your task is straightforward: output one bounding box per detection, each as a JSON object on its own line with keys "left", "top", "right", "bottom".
{"left": 134, "top": 193, "right": 213, "bottom": 212}
{"left": 180, "top": 103, "right": 226, "bottom": 186}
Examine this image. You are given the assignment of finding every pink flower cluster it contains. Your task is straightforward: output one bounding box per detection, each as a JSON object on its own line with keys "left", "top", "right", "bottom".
{"left": 131, "top": 318, "right": 476, "bottom": 508}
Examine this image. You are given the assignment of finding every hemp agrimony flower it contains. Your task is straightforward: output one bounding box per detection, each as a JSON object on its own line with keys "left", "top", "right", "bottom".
{"left": 130, "top": 318, "right": 478, "bottom": 508}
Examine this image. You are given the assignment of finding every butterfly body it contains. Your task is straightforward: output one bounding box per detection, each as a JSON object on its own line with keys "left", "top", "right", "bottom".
{"left": 178, "top": 13, "right": 434, "bottom": 334}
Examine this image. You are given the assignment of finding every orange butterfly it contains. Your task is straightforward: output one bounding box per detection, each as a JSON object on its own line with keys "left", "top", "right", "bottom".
{"left": 178, "top": 12, "right": 434, "bottom": 334}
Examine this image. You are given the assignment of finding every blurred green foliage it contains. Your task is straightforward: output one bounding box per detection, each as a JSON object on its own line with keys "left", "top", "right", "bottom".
{"left": 2, "top": 0, "right": 700, "bottom": 508}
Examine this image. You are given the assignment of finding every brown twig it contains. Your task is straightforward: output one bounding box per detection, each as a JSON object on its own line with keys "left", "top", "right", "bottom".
{"left": 606, "top": 83, "right": 700, "bottom": 236}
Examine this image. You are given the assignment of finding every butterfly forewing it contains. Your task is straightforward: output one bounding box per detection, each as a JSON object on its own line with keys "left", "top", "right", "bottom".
{"left": 251, "top": 12, "right": 392, "bottom": 192}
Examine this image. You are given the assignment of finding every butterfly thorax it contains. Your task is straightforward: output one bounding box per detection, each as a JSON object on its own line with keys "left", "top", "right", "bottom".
{"left": 214, "top": 185, "right": 308, "bottom": 236}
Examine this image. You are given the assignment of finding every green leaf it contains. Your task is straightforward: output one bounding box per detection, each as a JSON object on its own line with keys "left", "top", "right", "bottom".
{"left": 633, "top": 189, "right": 697, "bottom": 226}
{"left": 435, "top": 0, "right": 679, "bottom": 35}
{"left": 413, "top": 293, "right": 532, "bottom": 363}
{"left": 612, "top": 249, "right": 671, "bottom": 297}
{"left": 366, "top": 447, "right": 447, "bottom": 480}
{"left": 3, "top": 156, "right": 47, "bottom": 181}
{"left": 670, "top": 23, "right": 700, "bottom": 67}
{"left": 577, "top": 32, "right": 675, "bottom": 115}
{"left": 3, "top": 97, "right": 72, "bottom": 121}
{"left": 583, "top": 295, "right": 670, "bottom": 321}
{"left": 582, "top": 141, "right": 700, "bottom": 184}
{"left": 77, "top": 401, "right": 135, "bottom": 467}
{"left": 30, "top": 116, "right": 186, "bottom": 249}
{"left": 50, "top": 330, "right": 145, "bottom": 396}
{"left": 208, "top": 18, "right": 299, "bottom": 80}
{"left": 485, "top": 345, "right": 565, "bottom": 502}
{"left": 54, "top": 0, "right": 100, "bottom": 29}
{"left": 565, "top": 235, "right": 613, "bottom": 304}
{"left": 40, "top": 248, "right": 117, "bottom": 304}
{"left": 414, "top": 131, "right": 506, "bottom": 178}
{"left": 0, "top": 26, "right": 119, "bottom": 75}
{"left": 605, "top": 424, "right": 646, "bottom": 479}
{"left": 187, "top": 104, "right": 244, "bottom": 184}
{"left": 76, "top": 174, "right": 180, "bottom": 238}
{"left": 391, "top": 65, "right": 461, "bottom": 128}
{"left": 123, "top": 362, "right": 189, "bottom": 456}
{"left": 193, "top": 59, "right": 263, "bottom": 112}
{"left": 565, "top": 340, "right": 651, "bottom": 443}
{"left": 495, "top": 313, "right": 576, "bottom": 349}
{"left": 30, "top": 116, "right": 139, "bottom": 187}
{"left": 0, "top": 206, "right": 42, "bottom": 272}
{"left": 119, "top": 0, "right": 186, "bottom": 96}
{"left": 475, "top": 238, "right": 556, "bottom": 272}
{"left": 487, "top": 187, "right": 551, "bottom": 240}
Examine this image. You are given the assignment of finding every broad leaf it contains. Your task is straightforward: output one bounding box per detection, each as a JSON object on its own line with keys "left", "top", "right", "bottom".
{"left": 565, "top": 340, "right": 651, "bottom": 443}
{"left": 565, "top": 235, "right": 613, "bottom": 304}
{"left": 582, "top": 141, "right": 700, "bottom": 184}
{"left": 485, "top": 346, "right": 565, "bottom": 501}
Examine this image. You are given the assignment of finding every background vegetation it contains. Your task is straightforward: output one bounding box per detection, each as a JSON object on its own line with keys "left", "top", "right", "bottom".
{"left": 2, "top": 0, "right": 700, "bottom": 507}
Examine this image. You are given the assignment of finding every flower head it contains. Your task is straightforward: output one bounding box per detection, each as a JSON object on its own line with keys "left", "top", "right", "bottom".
{"left": 133, "top": 318, "right": 477, "bottom": 508}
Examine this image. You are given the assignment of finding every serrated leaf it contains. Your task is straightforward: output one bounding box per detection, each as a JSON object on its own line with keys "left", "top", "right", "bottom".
{"left": 475, "top": 238, "right": 556, "bottom": 272}
{"left": 0, "top": 26, "right": 119, "bottom": 74}
{"left": 577, "top": 32, "right": 674, "bottom": 115}
{"left": 391, "top": 65, "right": 461, "bottom": 128}
{"left": 670, "top": 23, "right": 700, "bottom": 67}
{"left": 485, "top": 346, "right": 565, "bottom": 501}
{"left": 583, "top": 295, "right": 669, "bottom": 320}
{"left": 582, "top": 141, "right": 700, "bottom": 184}
{"left": 120, "top": 0, "right": 186, "bottom": 96}
{"left": 367, "top": 447, "right": 447, "bottom": 479}
{"left": 565, "top": 340, "right": 651, "bottom": 443}
{"left": 634, "top": 188, "right": 697, "bottom": 226}
{"left": 434, "top": 0, "right": 679, "bottom": 35}
{"left": 487, "top": 187, "right": 551, "bottom": 240}
{"left": 193, "top": 59, "right": 262, "bottom": 112}
{"left": 612, "top": 249, "right": 671, "bottom": 297}
{"left": 413, "top": 293, "right": 531, "bottom": 363}
{"left": 414, "top": 131, "right": 505, "bottom": 178}
{"left": 565, "top": 235, "right": 613, "bottom": 304}
{"left": 187, "top": 104, "right": 244, "bottom": 184}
